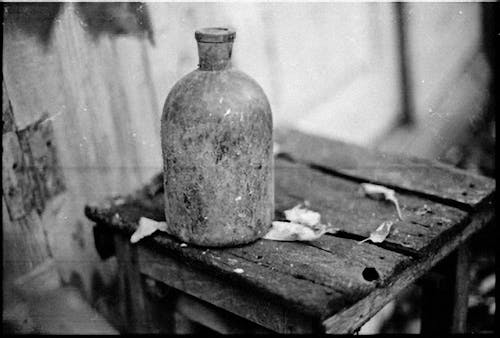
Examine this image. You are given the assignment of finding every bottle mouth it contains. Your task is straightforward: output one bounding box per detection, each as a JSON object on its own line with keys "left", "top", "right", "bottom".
{"left": 195, "top": 27, "right": 236, "bottom": 43}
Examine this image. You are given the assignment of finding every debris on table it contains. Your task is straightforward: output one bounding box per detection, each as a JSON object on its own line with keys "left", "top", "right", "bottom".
{"left": 264, "top": 221, "right": 328, "bottom": 241}
{"left": 233, "top": 268, "right": 244, "bottom": 274}
{"left": 264, "top": 203, "right": 338, "bottom": 242}
{"left": 361, "top": 183, "right": 404, "bottom": 221}
{"left": 358, "top": 221, "right": 394, "bottom": 244}
{"left": 132, "top": 203, "right": 339, "bottom": 244}
{"left": 130, "top": 217, "right": 167, "bottom": 243}
{"left": 284, "top": 204, "right": 321, "bottom": 227}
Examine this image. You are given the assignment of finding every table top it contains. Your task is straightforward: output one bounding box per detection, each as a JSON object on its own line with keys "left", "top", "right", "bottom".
{"left": 85, "top": 128, "right": 495, "bottom": 333}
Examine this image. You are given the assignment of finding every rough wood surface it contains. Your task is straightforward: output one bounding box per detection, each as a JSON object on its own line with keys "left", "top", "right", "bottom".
{"left": 138, "top": 245, "right": 320, "bottom": 333}
{"left": 274, "top": 158, "right": 469, "bottom": 257}
{"left": 84, "top": 129, "right": 495, "bottom": 333}
{"left": 84, "top": 153, "right": 485, "bottom": 331}
{"left": 85, "top": 176, "right": 412, "bottom": 327}
{"left": 88, "top": 157, "right": 470, "bottom": 258}
{"left": 2, "top": 198, "right": 52, "bottom": 282}
{"left": 175, "top": 293, "right": 272, "bottom": 333}
{"left": 2, "top": 132, "right": 39, "bottom": 220}
{"left": 17, "top": 115, "right": 66, "bottom": 208}
{"left": 275, "top": 128, "right": 495, "bottom": 210}
{"left": 322, "top": 202, "right": 493, "bottom": 333}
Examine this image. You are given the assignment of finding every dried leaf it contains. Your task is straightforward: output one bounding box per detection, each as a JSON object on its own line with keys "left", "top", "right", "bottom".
{"left": 361, "top": 183, "right": 404, "bottom": 220}
{"left": 358, "top": 221, "right": 394, "bottom": 244}
{"left": 264, "top": 221, "right": 327, "bottom": 241}
{"left": 284, "top": 204, "right": 321, "bottom": 227}
{"left": 130, "top": 217, "right": 167, "bottom": 243}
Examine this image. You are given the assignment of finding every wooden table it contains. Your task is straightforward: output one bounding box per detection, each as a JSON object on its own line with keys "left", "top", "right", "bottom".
{"left": 85, "top": 129, "right": 495, "bottom": 334}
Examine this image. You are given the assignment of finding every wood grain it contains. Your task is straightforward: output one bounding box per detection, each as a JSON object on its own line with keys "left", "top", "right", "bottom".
{"left": 138, "top": 245, "right": 320, "bottom": 333}
{"left": 175, "top": 293, "right": 272, "bottom": 333}
{"left": 85, "top": 179, "right": 412, "bottom": 323}
{"left": 17, "top": 116, "right": 66, "bottom": 213}
{"left": 274, "top": 158, "right": 469, "bottom": 256}
{"left": 2, "top": 3, "right": 162, "bottom": 302}
{"left": 2, "top": 132, "right": 38, "bottom": 219}
{"left": 84, "top": 152, "right": 495, "bottom": 333}
{"left": 322, "top": 201, "right": 493, "bottom": 333}
{"left": 2, "top": 199, "right": 52, "bottom": 282}
{"left": 275, "top": 128, "right": 495, "bottom": 210}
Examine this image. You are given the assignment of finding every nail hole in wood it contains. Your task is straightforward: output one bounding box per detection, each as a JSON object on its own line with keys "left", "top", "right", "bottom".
{"left": 469, "top": 183, "right": 475, "bottom": 188}
{"left": 12, "top": 163, "right": 18, "bottom": 170}
{"left": 256, "top": 255, "right": 263, "bottom": 259}
{"left": 436, "top": 221, "right": 443, "bottom": 226}
{"left": 362, "top": 267, "right": 379, "bottom": 282}
{"left": 46, "top": 140, "right": 52, "bottom": 147}
{"left": 379, "top": 256, "right": 385, "bottom": 260}
{"left": 462, "top": 191, "right": 468, "bottom": 196}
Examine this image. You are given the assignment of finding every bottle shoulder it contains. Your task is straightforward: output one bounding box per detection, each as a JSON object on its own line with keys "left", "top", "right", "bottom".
{"left": 163, "top": 67, "right": 270, "bottom": 112}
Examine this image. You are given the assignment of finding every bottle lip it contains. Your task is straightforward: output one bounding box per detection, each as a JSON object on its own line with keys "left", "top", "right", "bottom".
{"left": 195, "top": 27, "right": 236, "bottom": 43}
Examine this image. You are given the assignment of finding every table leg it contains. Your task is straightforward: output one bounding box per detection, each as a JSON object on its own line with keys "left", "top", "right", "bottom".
{"left": 114, "top": 234, "right": 154, "bottom": 333}
{"left": 420, "top": 244, "right": 470, "bottom": 333}
{"left": 451, "top": 244, "right": 470, "bottom": 333}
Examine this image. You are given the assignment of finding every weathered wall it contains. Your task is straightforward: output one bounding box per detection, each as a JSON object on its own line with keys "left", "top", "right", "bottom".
{"left": 2, "top": 2, "right": 486, "bottom": 331}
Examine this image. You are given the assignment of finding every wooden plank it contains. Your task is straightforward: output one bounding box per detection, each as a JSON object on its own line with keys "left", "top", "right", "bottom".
{"left": 137, "top": 233, "right": 342, "bottom": 320}
{"left": 175, "top": 293, "right": 272, "bottom": 333}
{"left": 2, "top": 199, "right": 52, "bottom": 282}
{"left": 138, "top": 245, "right": 320, "bottom": 333}
{"left": 274, "top": 158, "right": 469, "bottom": 256}
{"left": 2, "top": 132, "right": 38, "bottom": 219}
{"left": 85, "top": 192, "right": 413, "bottom": 305}
{"left": 17, "top": 115, "right": 66, "bottom": 209}
{"left": 87, "top": 160, "right": 469, "bottom": 257}
{"left": 83, "top": 158, "right": 471, "bottom": 320}
{"left": 322, "top": 201, "right": 493, "bottom": 333}
{"left": 222, "top": 237, "right": 410, "bottom": 303}
{"left": 275, "top": 128, "right": 495, "bottom": 210}
{"left": 86, "top": 193, "right": 410, "bottom": 322}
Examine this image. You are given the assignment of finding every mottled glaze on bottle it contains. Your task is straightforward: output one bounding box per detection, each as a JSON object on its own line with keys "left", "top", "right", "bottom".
{"left": 161, "top": 28, "right": 273, "bottom": 247}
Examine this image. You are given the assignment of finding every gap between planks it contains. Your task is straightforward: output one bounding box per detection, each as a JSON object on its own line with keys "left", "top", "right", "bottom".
{"left": 276, "top": 152, "right": 485, "bottom": 213}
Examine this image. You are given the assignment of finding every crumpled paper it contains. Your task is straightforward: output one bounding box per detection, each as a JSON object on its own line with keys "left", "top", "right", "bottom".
{"left": 264, "top": 203, "right": 338, "bottom": 242}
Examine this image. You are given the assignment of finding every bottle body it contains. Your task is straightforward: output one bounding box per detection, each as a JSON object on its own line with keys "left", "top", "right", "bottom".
{"left": 161, "top": 50, "right": 273, "bottom": 246}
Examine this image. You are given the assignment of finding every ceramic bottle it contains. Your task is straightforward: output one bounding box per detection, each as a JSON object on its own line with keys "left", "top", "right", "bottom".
{"left": 161, "top": 27, "right": 273, "bottom": 247}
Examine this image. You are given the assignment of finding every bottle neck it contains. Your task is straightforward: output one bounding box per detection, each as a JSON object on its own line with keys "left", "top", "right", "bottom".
{"left": 197, "top": 41, "right": 233, "bottom": 71}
